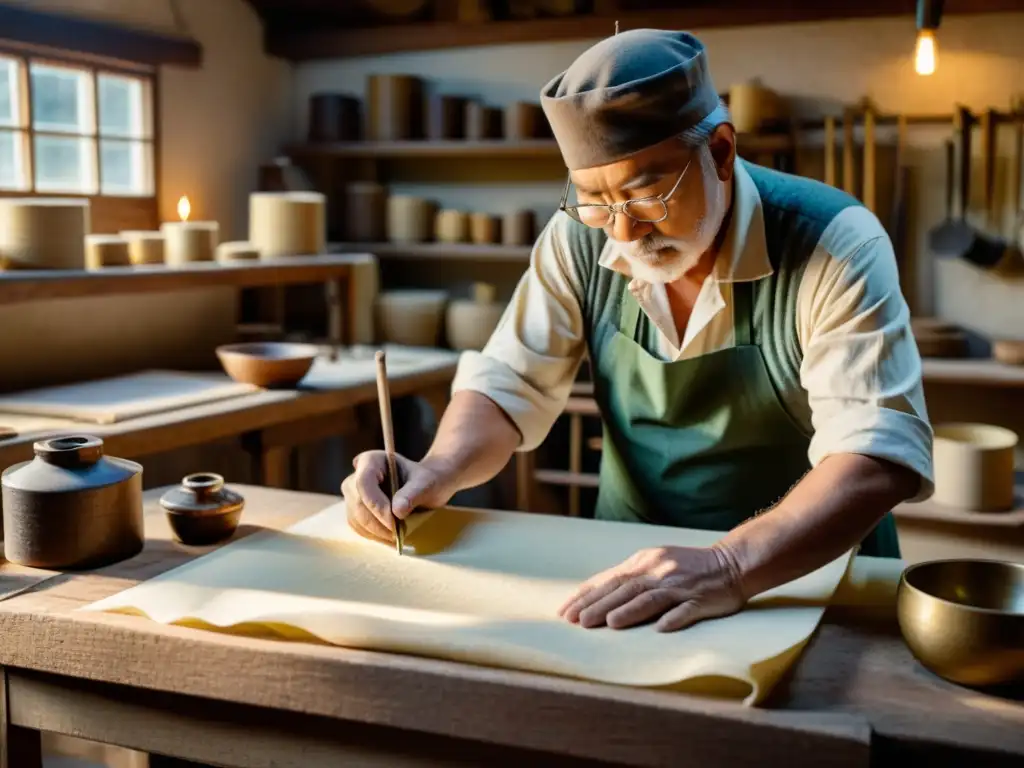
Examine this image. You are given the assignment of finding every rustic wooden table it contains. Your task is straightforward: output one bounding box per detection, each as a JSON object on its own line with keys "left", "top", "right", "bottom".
{"left": 1, "top": 485, "right": 1022, "bottom": 768}
{"left": 0, "top": 348, "right": 458, "bottom": 488}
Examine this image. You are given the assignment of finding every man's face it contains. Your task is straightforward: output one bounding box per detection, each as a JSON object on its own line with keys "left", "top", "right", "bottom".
{"left": 568, "top": 129, "right": 734, "bottom": 282}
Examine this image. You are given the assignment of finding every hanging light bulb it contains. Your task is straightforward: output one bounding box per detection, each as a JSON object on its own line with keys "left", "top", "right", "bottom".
{"left": 914, "top": 0, "right": 943, "bottom": 76}
{"left": 915, "top": 29, "right": 937, "bottom": 76}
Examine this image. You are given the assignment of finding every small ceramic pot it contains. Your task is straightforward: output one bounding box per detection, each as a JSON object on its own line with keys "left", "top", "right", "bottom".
{"left": 375, "top": 290, "right": 448, "bottom": 347}
{"left": 932, "top": 423, "right": 1019, "bottom": 511}
{"left": 1, "top": 435, "right": 144, "bottom": 569}
{"left": 160, "top": 473, "right": 245, "bottom": 546}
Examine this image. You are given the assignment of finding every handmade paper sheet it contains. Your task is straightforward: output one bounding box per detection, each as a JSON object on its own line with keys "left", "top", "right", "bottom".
{"left": 83, "top": 505, "right": 854, "bottom": 705}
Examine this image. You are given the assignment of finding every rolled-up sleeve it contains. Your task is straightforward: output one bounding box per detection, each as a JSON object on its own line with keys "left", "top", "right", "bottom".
{"left": 797, "top": 207, "right": 934, "bottom": 502}
{"left": 451, "top": 213, "right": 587, "bottom": 452}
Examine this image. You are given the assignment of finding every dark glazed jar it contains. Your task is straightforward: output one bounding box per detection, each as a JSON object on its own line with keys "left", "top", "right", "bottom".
{"left": 1, "top": 435, "right": 144, "bottom": 569}
{"left": 160, "top": 472, "right": 244, "bottom": 546}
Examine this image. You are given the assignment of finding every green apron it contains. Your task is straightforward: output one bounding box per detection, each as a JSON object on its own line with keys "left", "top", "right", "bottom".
{"left": 591, "top": 278, "right": 900, "bottom": 558}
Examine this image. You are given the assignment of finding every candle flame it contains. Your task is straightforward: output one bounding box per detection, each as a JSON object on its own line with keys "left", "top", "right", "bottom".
{"left": 177, "top": 195, "right": 191, "bottom": 222}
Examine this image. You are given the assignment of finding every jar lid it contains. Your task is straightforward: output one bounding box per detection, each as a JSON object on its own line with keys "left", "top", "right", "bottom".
{"left": 0, "top": 435, "right": 141, "bottom": 494}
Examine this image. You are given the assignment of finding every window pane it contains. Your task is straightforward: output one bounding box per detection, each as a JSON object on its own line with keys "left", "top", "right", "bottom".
{"left": 99, "top": 74, "right": 146, "bottom": 138}
{"left": 30, "top": 63, "right": 92, "bottom": 134}
{"left": 34, "top": 134, "right": 95, "bottom": 193}
{"left": 0, "top": 57, "right": 20, "bottom": 128}
{"left": 0, "top": 130, "right": 28, "bottom": 190}
{"left": 100, "top": 139, "right": 151, "bottom": 195}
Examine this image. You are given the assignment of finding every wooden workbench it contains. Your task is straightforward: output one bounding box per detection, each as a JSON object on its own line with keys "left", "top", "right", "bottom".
{"left": 0, "top": 347, "right": 459, "bottom": 486}
{"left": 1, "top": 486, "right": 1022, "bottom": 768}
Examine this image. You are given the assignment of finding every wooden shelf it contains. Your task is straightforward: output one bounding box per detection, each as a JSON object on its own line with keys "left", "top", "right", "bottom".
{"left": 329, "top": 242, "right": 531, "bottom": 262}
{"left": 288, "top": 140, "right": 560, "bottom": 160}
{"left": 0, "top": 255, "right": 370, "bottom": 306}
{"left": 922, "top": 358, "right": 1024, "bottom": 388}
{"left": 287, "top": 134, "right": 795, "bottom": 162}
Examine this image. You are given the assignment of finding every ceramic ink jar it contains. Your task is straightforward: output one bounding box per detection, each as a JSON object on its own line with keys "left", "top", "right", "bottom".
{"left": 160, "top": 472, "right": 244, "bottom": 546}
{"left": 1, "top": 435, "right": 144, "bottom": 569}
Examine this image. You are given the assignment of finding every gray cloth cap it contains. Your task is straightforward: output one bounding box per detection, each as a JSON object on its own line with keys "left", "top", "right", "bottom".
{"left": 540, "top": 29, "right": 724, "bottom": 170}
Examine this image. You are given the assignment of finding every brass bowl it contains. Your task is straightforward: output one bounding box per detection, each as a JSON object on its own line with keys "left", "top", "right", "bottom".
{"left": 215, "top": 342, "right": 319, "bottom": 388}
{"left": 897, "top": 559, "right": 1024, "bottom": 687}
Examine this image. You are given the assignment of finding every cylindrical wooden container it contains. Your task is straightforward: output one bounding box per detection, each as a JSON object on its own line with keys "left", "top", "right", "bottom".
{"left": 727, "top": 81, "right": 787, "bottom": 133}
{"left": 308, "top": 93, "right": 361, "bottom": 142}
{"left": 120, "top": 230, "right": 165, "bottom": 265}
{"left": 375, "top": 290, "right": 448, "bottom": 347}
{"left": 0, "top": 198, "right": 89, "bottom": 270}
{"left": 345, "top": 182, "right": 387, "bottom": 242}
{"left": 249, "top": 191, "right": 326, "bottom": 259}
{"left": 502, "top": 210, "right": 535, "bottom": 245}
{"left": 217, "top": 241, "right": 261, "bottom": 261}
{"left": 426, "top": 95, "right": 467, "bottom": 140}
{"left": 387, "top": 196, "right": 434, "bottom": 243}
{"left": 469, "top": 213, "right": 500, "bottom": 244}
{"left": 932, "top": 423, "right": 1019, "bottom": 511}
{"left": 366, "top": 74, "right": 424, "bottom": 141}
{"left": 504, "top": 102, "right": 547, "bottom": 139}
{"left": 84, "top": 234, "right": 131, "bottom": 269}
{"left": 1, "top": 435, "right": 144, "bottom": 569}
{"left": 160, "top": 221, "right": 219, "bottom": 265}
{"left": 466, "top": 102, "right": 503, "bottom": 140}
{"left": 436, "top": 210, "right": 469, "bottom": 243}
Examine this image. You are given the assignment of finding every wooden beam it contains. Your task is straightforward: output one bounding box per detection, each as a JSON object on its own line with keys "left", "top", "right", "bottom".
{"left": 263, "top": 0, "right": 1021, "bottom": 61}
{"left": 0, "top": 4, "right": 201, "bottom": 68}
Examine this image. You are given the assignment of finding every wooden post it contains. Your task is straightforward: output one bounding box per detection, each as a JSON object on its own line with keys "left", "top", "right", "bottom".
{"left": 0, "top": 667, "right": 42, "bottom": 768}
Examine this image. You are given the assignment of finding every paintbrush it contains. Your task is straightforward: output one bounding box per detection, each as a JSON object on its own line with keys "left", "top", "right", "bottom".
{"left": 374, "top": 349, "right": 405, "bottom": 555}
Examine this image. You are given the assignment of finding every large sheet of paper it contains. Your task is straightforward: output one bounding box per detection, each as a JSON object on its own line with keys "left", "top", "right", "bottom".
{"left": 83, "top": 505, "right": 854, "bottom": 705}
{"left": 0, "top": 370, "right": 257, "bottom": 424}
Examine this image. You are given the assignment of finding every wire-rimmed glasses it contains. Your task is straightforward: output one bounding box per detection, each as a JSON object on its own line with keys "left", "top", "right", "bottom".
{"left": 558, "top": 157, "right": 693, "bottom": 229}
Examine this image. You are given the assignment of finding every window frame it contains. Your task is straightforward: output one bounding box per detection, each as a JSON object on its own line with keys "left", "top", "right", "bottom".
{"left": 0, "top": 41, "right": 159, "bottom": 201}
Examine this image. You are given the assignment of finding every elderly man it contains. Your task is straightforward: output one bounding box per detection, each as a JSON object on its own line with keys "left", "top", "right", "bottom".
{"left": 342, "top": 29, "right": 933, "bottom": 633}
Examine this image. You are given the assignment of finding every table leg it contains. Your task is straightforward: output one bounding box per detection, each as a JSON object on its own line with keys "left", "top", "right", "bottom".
{"left": 259, "top": 446, "right": 292, "bottom": 489}
{"left": 0, "top": 667, "right": 42, "bottom": 768}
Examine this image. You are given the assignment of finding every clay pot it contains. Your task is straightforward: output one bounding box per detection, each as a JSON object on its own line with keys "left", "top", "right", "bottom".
{"left": 160, "top": 472, "right": 245, "bottom": 546}
{"left": 445, "top": 283, "right": 506, "bottom": 351}
{"left": 216, "top": 342, "right": 320, "bottom": 388}
{"left": 1, "top": 435, "right": 144, "bottom": 569}
{"left": 375, "top": 290, "right": 448, "bottom": 347}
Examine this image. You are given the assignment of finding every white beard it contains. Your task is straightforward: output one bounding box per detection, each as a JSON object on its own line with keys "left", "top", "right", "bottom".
{"left": 616, "top": 145, "right": 728, "bottom": 284}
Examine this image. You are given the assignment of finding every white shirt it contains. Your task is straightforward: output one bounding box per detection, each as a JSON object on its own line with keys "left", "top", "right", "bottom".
{"left": 452, "top": 161, "right": 935, "bottom": 502}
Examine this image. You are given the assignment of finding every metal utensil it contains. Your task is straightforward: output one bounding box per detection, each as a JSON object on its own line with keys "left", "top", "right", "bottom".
{"left": 897, "top": 558, "right": 1024, "bottom": 687}
{"left": 374, "top": 350, "right": 405, "bottom": 555}
{"left": 930, "top": 107, "right": 1008, "bottom": 267}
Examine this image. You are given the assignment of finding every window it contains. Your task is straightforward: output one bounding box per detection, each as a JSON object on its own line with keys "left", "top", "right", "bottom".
{"left": 0, "top": 52, "right": 154, "bottom": 196}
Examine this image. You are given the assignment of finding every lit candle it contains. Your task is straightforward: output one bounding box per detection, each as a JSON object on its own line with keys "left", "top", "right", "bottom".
{"left": 160, "top": 195, "right": 218, "bottom": 266}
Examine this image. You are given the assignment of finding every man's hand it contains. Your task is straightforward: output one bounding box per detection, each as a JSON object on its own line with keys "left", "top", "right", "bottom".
{"left": 340, "top": 452, "right": 456, "bottom": 543}
{"left": 558, "top": 545, "right": 746, "bottom": 632}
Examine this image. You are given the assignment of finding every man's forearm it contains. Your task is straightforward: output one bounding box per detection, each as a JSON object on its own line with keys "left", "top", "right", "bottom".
{"left": 422, "top": 390, "right": 522, "bottom": 493}
{"left": 715, "top": 453, "right": 920, "bottom": 599}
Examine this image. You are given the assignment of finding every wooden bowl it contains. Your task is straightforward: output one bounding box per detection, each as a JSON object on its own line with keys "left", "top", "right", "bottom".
{"left": 897, "top": 559, "right": 1024, "bottom": 687}
{"left": 215, "top": 342, "right": 320, "bottom": 388}
{"left": 993, "top": 340, "right": 1024, "bottom": 366}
